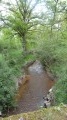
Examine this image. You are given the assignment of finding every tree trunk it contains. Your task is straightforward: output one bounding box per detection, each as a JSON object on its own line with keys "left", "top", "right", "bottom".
{"left": 22, "top": 34, "right": 27, "bottom": 56}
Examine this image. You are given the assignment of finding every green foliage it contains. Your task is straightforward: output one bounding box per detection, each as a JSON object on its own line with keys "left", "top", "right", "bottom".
{"left": 0, "top": 54, "right": 17, "bottom": 113}
{"left": 0, "top": 27, "right": 36, "bottom": 114}
{"left": 0, "top": 0, "right": 41, "bottom": 54}
{"left": 0, "top": 0, "right": 67, "bottom": 114}
{"left": 36, "top": 24, "right": 67, "bottom": 104}
{"left": 54, "top": 78, "right": 67, "bottom": 104}
{"left": 0, "top": 31, "right": 24, "bottom": 114}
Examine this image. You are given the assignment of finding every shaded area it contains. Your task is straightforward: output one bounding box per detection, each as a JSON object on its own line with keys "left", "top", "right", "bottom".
{"left": 9, "top": 61, "right": 55, "bottom": 115}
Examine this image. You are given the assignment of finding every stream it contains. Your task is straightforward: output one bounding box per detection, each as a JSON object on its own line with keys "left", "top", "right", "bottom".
{"left": 9, "top": 60, "right": 55, "bottom": 115}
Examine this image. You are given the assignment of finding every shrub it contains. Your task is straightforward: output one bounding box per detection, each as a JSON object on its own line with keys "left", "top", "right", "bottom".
{"left": 0, "top": 54, "right": 17, "bottom": 114}
{"left": 36, "top": 35, "right": 67, "bottom": 105}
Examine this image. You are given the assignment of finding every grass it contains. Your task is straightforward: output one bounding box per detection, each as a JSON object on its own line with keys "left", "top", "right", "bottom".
{"left": 1, "top": 105, "right": 67, "bottom": 120}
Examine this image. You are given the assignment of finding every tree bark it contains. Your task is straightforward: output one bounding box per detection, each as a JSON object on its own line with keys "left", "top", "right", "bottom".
{"left": 22, "top": 34, "right": 27, "bottom": 55}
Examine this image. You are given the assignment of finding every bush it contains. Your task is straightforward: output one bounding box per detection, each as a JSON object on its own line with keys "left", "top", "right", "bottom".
{"left": 36, "top": 33, "right": 67, "bottom": 105}
{"left": 54, "top": 77, "right": 67, "bottom": 104}
{"left": 0, "top": 54, "right": 17, "bottom": 114}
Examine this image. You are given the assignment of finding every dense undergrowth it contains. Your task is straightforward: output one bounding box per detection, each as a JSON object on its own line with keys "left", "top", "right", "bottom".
{"left": 0, "top": 35, "right": 22, "bottom": 113}
{"left": 36, "top": 30, "right": 67, "bottom": 105}
{"left": 0, "top": 31, "right": 36, "bottom": 114}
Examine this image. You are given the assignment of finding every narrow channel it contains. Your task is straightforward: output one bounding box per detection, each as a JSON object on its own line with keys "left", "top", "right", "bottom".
{"left": 11, "top": 60, "right": 55, "bottom": 115}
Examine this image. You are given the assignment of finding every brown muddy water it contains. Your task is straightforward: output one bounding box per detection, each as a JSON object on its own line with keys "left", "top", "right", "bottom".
{"left": 9, "top": 61, "right": 55, "bottom": 115}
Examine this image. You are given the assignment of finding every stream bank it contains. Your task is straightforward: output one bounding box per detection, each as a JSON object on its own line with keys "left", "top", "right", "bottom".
{"left": 8, "top": 60, "right": 55, "bottom": 116}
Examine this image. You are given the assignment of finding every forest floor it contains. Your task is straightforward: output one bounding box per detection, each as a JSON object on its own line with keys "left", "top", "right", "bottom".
{"left": 1, "top": 105, "right": 67, "bottom": 120}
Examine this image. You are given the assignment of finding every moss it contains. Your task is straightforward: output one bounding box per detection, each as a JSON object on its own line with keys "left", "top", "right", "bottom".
{"left": 1, "top": 105, "right": 67, "bottom": 120}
